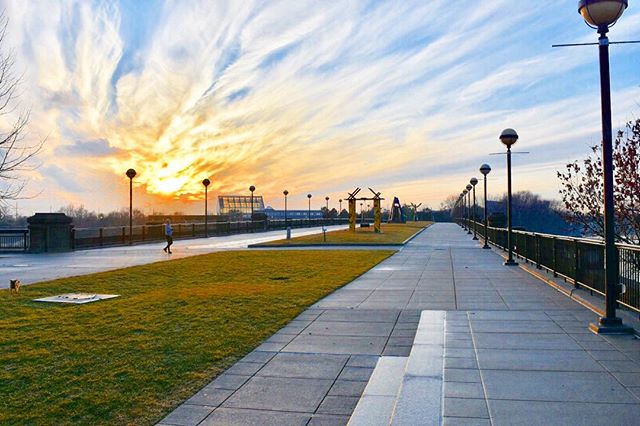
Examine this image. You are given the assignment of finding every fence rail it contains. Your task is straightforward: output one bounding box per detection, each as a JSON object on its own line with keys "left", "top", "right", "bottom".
{"left": 72, "top": 218, "right": 350, "bottom": 250}
{"left": 0, "top": 229, "right": 29, "bottom": 251}
{"left": 458, "top": 219, "right": 640, "bottom": 313}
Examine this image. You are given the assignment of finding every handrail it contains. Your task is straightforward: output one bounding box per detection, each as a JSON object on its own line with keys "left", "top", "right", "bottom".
{"left": 456, "top": 218, "right": 640, "bottom": 313}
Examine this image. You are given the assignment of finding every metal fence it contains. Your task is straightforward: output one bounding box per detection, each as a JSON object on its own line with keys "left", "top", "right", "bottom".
{"left": 72, "top": 218, "right": 349, "bottom": 249}
{"left": 459, "top": 219, "right": 640, "bottom": 313}
{"left": 0, "top": 229, "right": 29, "bottom": 251}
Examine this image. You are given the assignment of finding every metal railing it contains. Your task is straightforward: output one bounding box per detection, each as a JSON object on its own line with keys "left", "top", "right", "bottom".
{"left": 458, "top": 218, "right": 640, "bottom": 313}
{"left": 72, "top": 218, "right": 349, "bottom": 250}
{"left": 0, "top": 229, "right": 29, "bottom": 251}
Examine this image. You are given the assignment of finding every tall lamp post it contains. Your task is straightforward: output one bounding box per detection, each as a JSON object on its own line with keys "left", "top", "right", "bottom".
{"left": 465, "top": 185, "right": 473, "bottom": 234}
{"left": 283, "top": 190, "right": 289, "bottom": 227}
{"left": 307, "top": 193, "right": 312, "bottom": 221}
{"left": 480, "top": 164, "right": 491, "bottom": 249}
{"left": 125, "top": 168, "right": 136, "bottom": 245}
{"left": 339, "top": 199, "right": 343, "bottom": 215}
{"left": 578, "top": 0, "right": 631, "bottom": 334}
{"left": 470, "top": 177, "right": 478, "bottom": 240}
{"left": 462, "top": 190, "right": 468, "bottom": 230}
{"left": 249, "top": 185, "right": 255, "bottom": 231}
{"left": 325, "top": 196, "right": 330, "bottom": 217}
{"left": 202, "top": 178, "right": 210, "bottom": 237}
{"left": 500, "top": 128, "right": 518, "bottom": 266}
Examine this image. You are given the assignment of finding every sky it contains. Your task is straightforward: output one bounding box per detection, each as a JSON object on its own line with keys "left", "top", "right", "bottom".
{"left": 1, "top": 0, "right": 639, "bottom": 215}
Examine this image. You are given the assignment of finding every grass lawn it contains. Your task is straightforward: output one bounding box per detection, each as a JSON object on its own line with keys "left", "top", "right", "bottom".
{"left": 0, "top": 249, "right": 392, "bottom": 425}
{"left": 256, "top": 221, "right": 432, "bottom": 246}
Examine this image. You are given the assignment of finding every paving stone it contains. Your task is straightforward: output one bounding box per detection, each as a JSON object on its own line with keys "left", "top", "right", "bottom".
{"left": 161, "top": 404, "right": 214, "bottom": 426}
{"left": 443, "top": 398, "right": 489, "bottom": 418}
{"left": 201, "top": 408, "right": 310, "bottom": 425}
{"left": 186, "top": 387, "right": 234, "bottom": 406}
{"left": 338, "top": 366, "right": 374, "bottom": 381}
{"left": 444, "top": 357, "right": 478, "bottom": 369}
{"left": 317, "top": 395, "right": 359, "bottom": 415}
{"left": 223, "top": 376, "right": 333, "bottom": 412}
{"left": 391, "top": 375, "right": 442, "bottom": 425}
{"left": 600, "top": 360, "right": 640, "bottom": 372}
{"left": 488, "top": 399, "right": 640, "bottom": 426}
{"left": 318, "top": 309, "right": 399, "bottom": 323}
{"left": 224, "top": 361, "right": 264, "bottom": 376}
{"left": 382, "top": 345, "right": 412, "bottom": 356}
{"left": 348, "top": 395, "right": 397, "bottom": 426}
{"left": 346, "top": 354, "right": 380, "bottom": 368}
{"left": 283, "top": 334, "right": 387, "bottom": 355}
{"left": 307, "top": 414, "right": 350, "bottom": 426}
{"left": 442, "top": 417, "right": 491, "bottom": 426}
{"left": 473, "top": 332, "right": 582, "bottom": 350}
{"left": 476, "top": 349, "right": 603, "bottom": 372}
{"left": 444, "top": 382, "right": 485, "bottom": 399}
{"left": 209, "top": 374, "right": 251, "bottom": 390}
{"left": 482, "top": 370, "right": 638, "bottom": 403}
{"left": 239, "top": 351, "right": 277, "bottom": 364}
{"left": 303, "top": 321, "right": 395, "bottom": 337}
{"left": 444, "top": 368, "right": 481, "bottom": 383}
{"left": 257, "top": 352, "right": 347, "bottom": 379}
{"left": 328, "top": 380, "right": 368, "bottom": 397}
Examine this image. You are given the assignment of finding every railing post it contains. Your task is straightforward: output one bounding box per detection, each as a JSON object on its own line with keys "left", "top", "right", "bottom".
{"left": 535, "top": 234, "right": 541, "bottom": 269}
{"left": 23, "top": 230, "right": 28, "bottom": 251}
{"left": 142, "top": 226, "right": 146, "bottom": 241}
{"left": 552, "top": 237, "right": 558, "bottom": 277}
{"left": 192, "top": 223, "right": 195, "bottom": 237}
{"left": 122, "top": 227, "right": 126, "bottom": 245}
{"left": 99, "top": 228, "right": 104, "bottom": 247}
{"left": 574, "top": 239, "right": 580, "bottom": 289}
{"left": 70, "top": 228, "right": 75, "bottom": 250}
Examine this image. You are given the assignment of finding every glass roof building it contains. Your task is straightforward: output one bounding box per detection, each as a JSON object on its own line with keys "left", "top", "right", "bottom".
{"left": 218, "top": 195, "right": 265, "bottom": 215}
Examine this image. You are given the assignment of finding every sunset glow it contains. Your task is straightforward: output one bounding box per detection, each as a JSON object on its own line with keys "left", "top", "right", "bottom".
{"left": 3, "top": 0, "right": 639, "bottom": 214}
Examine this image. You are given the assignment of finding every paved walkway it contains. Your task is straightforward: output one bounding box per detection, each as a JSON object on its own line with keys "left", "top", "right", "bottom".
{"left": 160, "top": 223, "right": 640, "bottom": 425}
{"left": 0, "top": 225, "right": 348, "bottom": 287}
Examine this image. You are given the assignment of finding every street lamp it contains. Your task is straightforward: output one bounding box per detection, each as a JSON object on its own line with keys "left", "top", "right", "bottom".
{"left": 462, "top": 190, "right": 468, "bottom": 231}
{"left": 500, "top": 128, "right": 519, "bottom": 266}
{"left": 125, "top": 168, "right": 136, "bottom": 245}
{"left": 325, "top": 196, "right": 330, "bottom": 215}
{"left": 307, "top": 193, "right": 312, "bottom": 221}
{"left": 480, "top": 164, "right": 492, "bottom": 249}
{"left": 465, "top": 184, "right": 473, "bottom": 235}
{"left": 249, "top": 185, "right": 255, "bottom": 231}
{"left": 578, "top": 0, "right": 631, "bottom": 334}
{"left": 470, "top": 177, "right": 478, "bottom": 240}
{"left": 283, "top": 190, "right": 289, "bottom": 227}
{"left": 339, "top": 199, "right": 343, "bottom": 215}
{"left": 202, "top": 178, "right": 210, "bottom": 237}
{"left": 360, "top": 202, "right": 364, "bottom": 224}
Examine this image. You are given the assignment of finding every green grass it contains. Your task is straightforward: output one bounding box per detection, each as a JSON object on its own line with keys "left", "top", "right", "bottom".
{"left": 258, "top": 221, "right": 432, "bottom": 246}
{"left": 0, "top": 250, "right": 392, "bottom": 425}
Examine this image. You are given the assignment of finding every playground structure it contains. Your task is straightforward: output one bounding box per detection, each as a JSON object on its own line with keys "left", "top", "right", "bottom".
{"left": 409, "top": 203, "right": 422, "bottom": 221}
{"left": 346, "top": 188, "right": 383, "bottom": 233}
{"left": 389, "top": 196, "right": 405, "bottom": 223}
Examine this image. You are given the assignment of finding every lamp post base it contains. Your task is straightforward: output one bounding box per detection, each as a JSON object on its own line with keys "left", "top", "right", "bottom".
{"left": 467, "top": 231, "right": 472, "bottom": 235}
{"left": 482, "top": 244, "right": 491, "bottom": 249}
{"left": 589, "top": 317, "right": 634, "bottom": 335}
{"left": 504, "top": 259, "right": 518, "bottom": 266}
{"left": 472, "top": 236, "right": 478, "bottom": 240}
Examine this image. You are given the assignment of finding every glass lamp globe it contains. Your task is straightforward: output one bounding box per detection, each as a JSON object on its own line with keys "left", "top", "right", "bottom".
{"left": 578, "top": 0, "right": 627, "bottom": 28}
{"left": 499, "top": 128, "right": 519, "bottom": 147}
{"left": 466, "top": 184, "right": 473, "bottom": 191}
{"left": 480, "top": 164, "right": 492, "bottom": 176}
{"left": 470, "top": 177, "right": 478, "bottom": 186}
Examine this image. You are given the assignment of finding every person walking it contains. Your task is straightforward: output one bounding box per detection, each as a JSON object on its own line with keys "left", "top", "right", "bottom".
{"left": 163, "top": 219, "right": 173, "bottom": 254}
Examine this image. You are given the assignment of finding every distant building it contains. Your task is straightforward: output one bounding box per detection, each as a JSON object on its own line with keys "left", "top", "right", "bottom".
{"left": 261, "top": 206, "right": 323, "bottom": 220}
{"left": 218, "top": 195, "right": 264, "bottom": 216}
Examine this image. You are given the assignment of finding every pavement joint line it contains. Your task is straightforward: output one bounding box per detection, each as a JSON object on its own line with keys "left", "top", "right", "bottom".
{"left": 465, "top": 311, "right": 494, "bottom": 426}
{"left": 307, "top": 355, "right": 351, "bottom": 422}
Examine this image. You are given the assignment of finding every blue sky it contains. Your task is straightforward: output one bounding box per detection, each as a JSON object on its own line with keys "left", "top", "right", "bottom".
{"left": 2, "top": 0, "right": 639, "bottom": 215}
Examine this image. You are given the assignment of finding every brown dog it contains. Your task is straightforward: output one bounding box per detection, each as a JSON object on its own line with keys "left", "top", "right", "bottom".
{"left": 9, "top": 279, "right": 21, "bottom": 293}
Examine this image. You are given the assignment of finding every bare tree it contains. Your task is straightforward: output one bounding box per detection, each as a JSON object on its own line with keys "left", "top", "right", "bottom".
{"left": 0, "top": 13, "right": 43, "bottom": 208}
{"left": 557, "top": 118, "right": 640, "bottom": 244}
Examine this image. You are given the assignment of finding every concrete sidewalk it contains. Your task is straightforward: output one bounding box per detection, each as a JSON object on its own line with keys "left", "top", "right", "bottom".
{"left": 160, "top": 223, "right": 640, "bottom": 426}
{"left": 0, "top": 225, "right": 347, "bottom": 287}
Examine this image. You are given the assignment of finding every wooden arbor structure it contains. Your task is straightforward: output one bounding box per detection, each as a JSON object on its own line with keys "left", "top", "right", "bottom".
{"left": 346, "top": 187, "right": 384, "bottom": 233}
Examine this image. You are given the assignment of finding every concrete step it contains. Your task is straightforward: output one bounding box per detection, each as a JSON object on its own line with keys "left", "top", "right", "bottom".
{"left": 390, "top": 311, "right": 445, "bottom": 426}
{"left": 347, "top": 356, "right": 408, "bottom": 426}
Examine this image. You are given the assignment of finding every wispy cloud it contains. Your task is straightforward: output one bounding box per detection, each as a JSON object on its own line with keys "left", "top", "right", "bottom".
{"left": 3, "top": 0, "right": 639, "bottom": 213}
